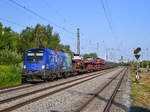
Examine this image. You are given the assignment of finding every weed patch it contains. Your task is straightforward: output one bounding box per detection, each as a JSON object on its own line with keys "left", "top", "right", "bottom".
{"left": 0, "top": 65, "right": 22, "bottom": 88}
{"left": 130, "top": 70, "right": 150, "bottom": 111}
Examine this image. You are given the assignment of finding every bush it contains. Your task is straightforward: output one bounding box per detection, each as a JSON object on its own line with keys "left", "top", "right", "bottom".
{"left": 0, "top": 49, "right": 22, "bottom": 65}
{"left": 0, "top": 65, "right": 22, "bottom": 88}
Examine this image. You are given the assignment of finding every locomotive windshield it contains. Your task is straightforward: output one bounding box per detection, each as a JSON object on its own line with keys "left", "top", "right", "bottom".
{"left": 27, "top": 49, "right": 44, "bottom": 63}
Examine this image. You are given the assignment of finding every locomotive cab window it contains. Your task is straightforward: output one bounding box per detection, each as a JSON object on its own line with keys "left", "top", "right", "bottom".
{"left": 27, "top": 49, "right": 44, "bottom": 63}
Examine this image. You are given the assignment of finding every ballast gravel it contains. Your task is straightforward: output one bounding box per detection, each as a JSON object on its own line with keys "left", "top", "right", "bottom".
{"left": 10, "top": 67, "right": 122, "bottom": 112}
{"left": 0, "top": 70, "right": 103, "bottom": 101}
{"left": 110, "top": 69, "right": 131, "bottom": 112}
{"left": 0, "top": 71, "right": 110, "bottom": 111}
{"left": 0, "top": 84, "right": 33, "bottom": 93}
{"left": 80, "top": 68, "right": 125, "bottom": 112}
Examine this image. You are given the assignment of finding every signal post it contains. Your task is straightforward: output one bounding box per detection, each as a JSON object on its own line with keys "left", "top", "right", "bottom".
{"left": 134, "top": 47, "right": 141, "bottom": 81}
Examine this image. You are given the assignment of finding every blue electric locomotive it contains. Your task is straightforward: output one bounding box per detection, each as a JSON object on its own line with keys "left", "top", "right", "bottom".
{"left": 22, "top": 48, "right": 73, "bottom": 81}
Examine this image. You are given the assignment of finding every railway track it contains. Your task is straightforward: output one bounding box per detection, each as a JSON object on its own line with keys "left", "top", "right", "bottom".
{"left": 0, "top": 68, "right": 116, "bottom": 95}
{"left": 73, "top": 67, "right": 128, "bottom": 112}
{"left": 0, "top": 83, "right": 34, "bottom": 94}
{"left": 0, "top": 84, "right": 25, "bottom": 90}
{"left": 0, "top": 68, "right": 119, "bottom": 112}
{"left": 103, "top": 68, "right": 128, "bottom": 112}
{"left": 0, "top": 67, "right": 117, "bottom": 95}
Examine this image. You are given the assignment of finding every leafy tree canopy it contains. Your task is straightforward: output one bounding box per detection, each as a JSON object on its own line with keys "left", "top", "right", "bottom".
{"left": 19, "top": 24, "right": 72, "bottom": 54}
{"left": 83, "top": 53, "right": 98, "bottom": 59}
{"left": 0, "top": 22, "right": 73, "bottom": 64}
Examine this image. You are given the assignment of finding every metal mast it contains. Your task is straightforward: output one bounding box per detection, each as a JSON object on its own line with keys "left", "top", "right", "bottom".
{"left": 77, "top": 28, "right": 80, "bottom": 54}
{"left": 97, "top": 42, "right": 100, "bottom": 57}
{"left": 146, "top": 48, "right": 149, "bottom": 70}
{"left": 105, "top": 48, "right": 108, "bottom": 60}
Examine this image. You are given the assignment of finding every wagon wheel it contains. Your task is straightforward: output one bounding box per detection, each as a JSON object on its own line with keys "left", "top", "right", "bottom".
{"left": 62, "top": 73, "right": 67, "bottom": 78}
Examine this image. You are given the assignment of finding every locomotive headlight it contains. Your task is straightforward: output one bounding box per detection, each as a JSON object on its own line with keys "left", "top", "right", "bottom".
{"left": 23, "top": 65, "right": 26, "bottom": 69}
{"left": 42, "top": 65, "right": 45, "bottom": 69}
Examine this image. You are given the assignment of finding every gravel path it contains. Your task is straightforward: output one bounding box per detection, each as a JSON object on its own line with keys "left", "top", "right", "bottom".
{"left": 10, "top": 67, "right": 122, "bottom": 112}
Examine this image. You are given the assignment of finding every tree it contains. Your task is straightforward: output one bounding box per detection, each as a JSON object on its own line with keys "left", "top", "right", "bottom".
{"left": 0, "top": 23, "right": 20, "bottom": 51}
{"left": 83, "top": 53, "right": 98, "bottom": 59}
{"left": 19, "top": 24, "right": 72, "bottom": 54}
{"left": 0, "top": 22, "right": 73, "bottom": 64}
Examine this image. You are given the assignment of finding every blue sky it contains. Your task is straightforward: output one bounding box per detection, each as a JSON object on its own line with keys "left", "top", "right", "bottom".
{"left": 0, "top": 0, "right": 150, "bottom": 60}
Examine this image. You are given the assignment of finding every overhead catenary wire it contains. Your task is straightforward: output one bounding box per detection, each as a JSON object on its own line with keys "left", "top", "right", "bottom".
{"left": 102, "top": 0, "right": 123, "bottom": 46}
{"left": 42, "top": 0, "right": 77, "bottom": 29}
{"left": 1, "top": 0, "right": 91, "bottom": 55}
{"left": 100, "top": 0, "right": 125, "bottom": 60}
{"left": 41, "top": 0, "right": 87, "bottom": 40}
{"left": 0, "top": 17, "right": 25, "bottom": 27}
{"left": 6, "top": 0, "right": 88, "bottom": 53}
{"left": 8, "top": 0, "right": 76, "bottom": 35}
{"left": 105, "top": 0, "right": 113, "bottom": 23}
{"left": 40, "top": 0, "right": 88, "bottom": 50}
{"left": 100, "top": 0, "right": 114, "bottom": 35}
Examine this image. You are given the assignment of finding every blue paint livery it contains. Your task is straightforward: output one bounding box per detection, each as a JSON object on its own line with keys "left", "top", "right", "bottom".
{"left": 23, "top": 48, "right": 72, "bottom": 71}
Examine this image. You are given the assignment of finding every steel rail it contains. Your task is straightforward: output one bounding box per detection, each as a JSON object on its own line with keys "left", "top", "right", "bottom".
{"left": 103, "top": 68, "right": 128, "bottom": 112}
{"left": 0, "top": 69, "right": 115, "bottom": 105}
{"left": 0, "top": 84, "right": 35, "bottom": 94}
{"left": 0, "top": 84, "right": 25, "bottom": 90}
{"left": 0, "top": 68, "right": 118, "bottom": 112}
{"left": 0, "top": 67, "right": 116, "bottom": 95}
{"left": 74, "top": 67, "right": 126, "bottom": 112}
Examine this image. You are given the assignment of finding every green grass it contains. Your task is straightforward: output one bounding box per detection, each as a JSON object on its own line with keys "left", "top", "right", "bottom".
{"left": 0, "top": 65, "right": 22, "bottom": 88}
{"left": 130, "top": 70, "right": 150, "bottom": 112}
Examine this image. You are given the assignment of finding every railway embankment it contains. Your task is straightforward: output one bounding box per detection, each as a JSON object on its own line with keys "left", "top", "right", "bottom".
{"left": 130, "top": 70, "right": 150, "bottom": 112}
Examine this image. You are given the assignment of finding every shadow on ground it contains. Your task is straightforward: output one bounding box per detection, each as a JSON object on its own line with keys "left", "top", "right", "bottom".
{"left": 49, "top": 110, "right": 60, "bottom": 112}
{"left": 94, "top": 94, "right": 129, "bottom": 111}
{"left": 130, "top": 106, "right": 150, "bottom": 112}
{"left": 48, "top": 90, "right": 150, "bottom": 112}
{"left": 67, "top": 90, "right": 129, "bottom": 111}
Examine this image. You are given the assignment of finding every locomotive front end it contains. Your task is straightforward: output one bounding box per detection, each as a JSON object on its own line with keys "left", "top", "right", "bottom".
{"left": 22, "top": 48, "right": 46, "bottom": 82}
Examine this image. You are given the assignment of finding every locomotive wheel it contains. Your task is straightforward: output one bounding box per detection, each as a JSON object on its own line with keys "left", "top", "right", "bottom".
{"left": 22, "top": 77, "right": 27, "bottom": 83}
{"left": 62, "top": 73, "right": 67, "bottom": 78}
{"left": 48, "top": 75, "right": 55, "bottom": 81}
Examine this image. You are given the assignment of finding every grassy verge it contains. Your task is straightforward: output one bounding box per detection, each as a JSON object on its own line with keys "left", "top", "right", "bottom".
{"left": 130, "top": 70, "right": 150, "bottom": 112}
{"left": 0, "top": 65, "right": 22, "bottom": 88}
